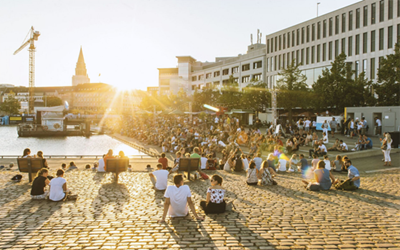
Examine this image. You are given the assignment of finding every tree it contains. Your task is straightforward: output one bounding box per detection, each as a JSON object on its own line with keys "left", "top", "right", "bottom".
{"left": 240, "top": 80, "right": 270, "bottom": 112}
{"left": 46, "top": 96, "right": 63, "bottom": 107}
{"left": 276, "top": 60, "right": 308, "bottom": 123}
{"left": 375, "top": 42, "right": 400, "bottom": 106}
{"left": 0, "top": 94, "right": 21, "bottom": 115}
{"left": 313, "top": 53, "right": 376, "bottom": 113}
{"left": 218, "top": 75, "right": 242, "bottom": 109}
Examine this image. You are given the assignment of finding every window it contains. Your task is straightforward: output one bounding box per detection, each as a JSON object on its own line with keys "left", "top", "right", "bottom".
{"left": 323, "top": 20, "right": 327, "bottom": 38}
{"left": 329, "top": 18, "right": 333, "bottom": 36}
{"left": 388, "top": 26, "right": 393, "bottom": 48}
{"left": 253, "top": 61, "right": 262, "bottom": 69}
{"left": 287, "top": 53, "right": 290, "bottom": 67}
{"left": 296, "top": 50, "right": 299, "bottom": 65}
{"left": 363, "top": 32, "right": 368, "bottom": 53}
{"left": 253, "top": 74, "right": 262, "bottom": 81}
{"left": 341, "top": 38, "right": 346, "bottom": 53}
{"left": 266, "top": 58, "right": 269, "bottom": 72}
{"left": 312, "top": 24, "right": 315, "bottom": 41}
{"left": 283, "top": 34, "right": 286, "bottom": 49}
{"left": 206, "top": 73, "right": 212, "bottom": 79}
{"left": 274, "top": 56, "right": 277, "bottom": 71}
{"left": 214, "top": 71, "right": 220, "bottom": 77}
{"left": 242, "top": 75, "right": 250, "bottom": 83}
{"left": 306, "top": 47, "right": 310, "bottom": 64}
{"left": 335, "top": 15, "right": 339, "bottom": 34}
{"left": 355, "top": 61, "right": 360, "bottom": 77}
{"left": 287, "top": 32, "right": 291, "bottom": 48}
{"left": 389, "top": 0, "right": 393, "bottom": 19}
{"left": 371, "top": 30, "right": 376, "bottom": 52}
{"left": 275, "top": 37, "right": 278, "bottom": 51}
{"left": 242, "top": 64, "right": 250, "bottom": 71}
{"left": 371, "top": 3, "right": 376, "bottom": 24}
{"left": 191, "top": 76, "right": 197, "bottom": 81}
{"left": 363, "top": 59, "right": 367, "bottom": 73}
{"left": 317, "top": 22, "right": 321, "bottom": 39}
{"left": 297, "top": 29, "right": 300, "bottom": 45}
{"left": 267, "top": 39, "right": 270, "bottom": 53}
{"left": 398, "top": 24, "right": 400, "bottom": 42}
{"left": 348, "top": 36, "right": 353, "bottom": 56}
{"left": 370, "top": 58, "right": 375, "bottom": 79}
{"left": 379, "top": 28, "right": 384, "bottom": 50}
{"left": 398, "top": 0, "right": 400, "bottom": 17}
{"left": 301, "top": 27, "right": 305, "bottom": 44}
{"left": 306, "top": 26, "right": 310, "bottom": 42}
{"left": 317, "top": 45, "right": 320, "bottom": 63}
{"left": 292, "top": 31, "right": 295, "bottom": 47}
{"left": 356, "top": 34, "right": 360, "bottom": 55}
{"left": 349, "top": 11, "right": 353, "bottom": 31}
{"left": 282, "top": 55, "right": 285, "bottom": 69}
{"left": 379, "top": 56, "right": 384, "bottom": 69}
{"left": 323, "top": 43, "right": 327, "bottom": 61}
{"left": 342, "top": 13, "right": 346, "bottom": 33}
{"left": 199, "top": 75, "right": 204, "bottom": 80}
{"left": 311, "top": 46, "right": 315, "bottom": 64}
{"left": 329, "top": 42, "right": 333, "bottom": 60}
{"left": 363, "top": 5, "right": 368, "bottom": 27}
{"left": 278, "top": 55, "right": 281, "bottom": 70}
{"left": 291, "top": 51, "right": 295, "bottom": 65}
{"left": 380, "top": 0, "right": 384, "bottom": 22}
{"left": 335, "top": 40, "right": 339, "bottom": 58}
{"left": 356, "top": 8, "right": 360, "bottom": 28}
{"left": 301, "top": 49, "right": 304, "bottom": 65}
{"left": 271, "top": 38, "right": 274, "bottom": 53}
{"left": 232, "top": 66, "right": 239, "bottom": 73}
{"left": 222, "top": 69, "right": 229, "bottom": 75}
{"left": 279, "top": 35, "right": 282, "bottom": 50}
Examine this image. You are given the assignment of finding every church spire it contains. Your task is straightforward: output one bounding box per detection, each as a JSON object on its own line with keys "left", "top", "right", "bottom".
{"left": 75, "top": 46, "right": 88, "bottom": 76}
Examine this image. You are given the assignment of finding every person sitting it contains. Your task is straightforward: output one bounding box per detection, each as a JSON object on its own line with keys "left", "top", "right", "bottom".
{"left": 85, "top": 164, "right": 91, "bottom": 170}
{"left": 22, "top": 148, "right": 33, "bottom": 158}
{"left": 276, "top": 157, "right": 287, "bottom": 172}
{"left": 286, "top": 139, "right": 293, "bottom": 154}
{"left": 289, "top": 154, "right": 299, "bottom": 172}
{"left": 206, "top": 154, "right": 217, "bottom": 170}
{"left": 246, "top": 161, "right": 259, "bottom": 185}
{"left": 253, "top": 153, "right": 263, "bottom": 171}
{"left": 241, "top": 154, "right": 249, "bottom": 171}
{"left": 31, "top": 168, "right": 50, "bottom": 200}
{"left": 267, "top": 153, "right": 277, "bottom": 174}
{"left": 159, "top": 174, "right": 204, "bottom": 223}
{"left": 158, "top": 153, "right": 169, "bottom": 170}
{"left": 118, "top": 151, "right": 128, "bottom": 159}
{"left": 49, "top": 169, "right": 69, "bottom": 201}
{"left": 233, "top": 154, "right": 243, "bottom": 171}
{"left": 304, "top": 132, "right": 312, "bottom": 146}
{"left": 352, "top": 135, "right": 365, "bottom": 151}
{"left": 200, "top": 174, "right": 226, "bottom": 214}
{"left": 103, "top": 149, "right": 115, "bottom": 171}
{"left": 66, "top": 161, "right": 78, "bottom": 171}
{"left": 97, "top": 155, "right": 106, "bottom": 172}
{"left": 36, "top": 151, "right": 49, "bottom": 168}
{"left": 338, "top": 140, "right": 348, "bottom": 152}
{"left": 363, "top": 135, "right": 373, "bottom": 149}
{"left": 322, "top": 132, "right": 329, "bottom": 144}
{"left": 335, "top": 159, "right": 361, "bottom": 189}
{"left": 302, "top": 160, "right": 336, "bottom": 191}
{"left": 332, "top": 155, "right": 345, "bottom": 172}
{"left": 328, "top": 139, "right": 340, "bottom": 151}
{"left": 61, "top": 163, "right": 67, "bottom": 171}
{"left": 309, "top": 141, "right": 327, "bottom": 157}
{"left": 200, "top": 153, "right": 208, "bottom": 170}
{"left": 323, "top": 155, "right": 331, "bottom": 171}
{"left": 311, "top": 154, "right": 319, "bottom": 170}
{"left": 149, "top": 163, "right": 169, "bottom": 191}
{"left": 259, "top": 161, "right": 276, "bottom": 185}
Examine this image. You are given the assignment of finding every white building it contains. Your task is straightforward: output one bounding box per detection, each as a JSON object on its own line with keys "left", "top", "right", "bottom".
{"left": 266, "top": 0, "right": 400, "bottom": 88}
{"left": 157, "top": 33, "right": 266, "bottom": 95}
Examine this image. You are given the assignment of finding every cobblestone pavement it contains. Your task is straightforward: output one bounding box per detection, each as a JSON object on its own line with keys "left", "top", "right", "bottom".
{"left": 1, "top": 165, "right": 400, "bottom": 250}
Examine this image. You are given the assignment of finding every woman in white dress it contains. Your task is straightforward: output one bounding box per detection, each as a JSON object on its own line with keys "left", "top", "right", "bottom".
{"left": 382, "top": 133, "right": 392, "bottom": 166}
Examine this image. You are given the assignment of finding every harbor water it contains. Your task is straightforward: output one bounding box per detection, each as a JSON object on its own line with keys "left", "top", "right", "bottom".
{"left": 0, "top": 126, "right": 145, "bottom": 156}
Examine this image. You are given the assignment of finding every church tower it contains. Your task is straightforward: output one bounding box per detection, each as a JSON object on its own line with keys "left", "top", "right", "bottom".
{"left": 72, "top": 47, "right": 90, "bottom": 86}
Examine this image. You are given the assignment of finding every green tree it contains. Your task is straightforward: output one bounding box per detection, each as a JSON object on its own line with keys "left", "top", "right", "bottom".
{"left": 276, "top": 60, "right": 308, "bottom": 123}
{"left": 313, "top": 53, "right": 376, "bottom": 113}
{"left": 375, "top": 42, "right": 400, "bottom": 106}
{"left": 0, "top": 94, "right": 21, "bottom": 115}
{"left": 240, "top": 80, "right": 270, "bottom": 112}
{"left": 46, "top": 96, "right": 63, "bottom": 107}
{"left": 218, "top": 75, "right": 242, "bottom": 109}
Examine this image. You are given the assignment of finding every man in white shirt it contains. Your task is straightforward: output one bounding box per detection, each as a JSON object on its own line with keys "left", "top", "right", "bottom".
{"left": 149, "top": 164, "right": 169, "bottom": 191}
{"left": 253, "top": 153, "right": 263, "bottom": 170}
{"left": 304, "top": 118, "right": 311, "bottom": 132}
{"left": 375, "top": 117, "right": 382, "bottom": 135}
{"left": 200, "top": 153, "right": 208, "bottom": 170}
{"left": 159, "top": 175, "right": 204, "bottom": 223}
{"left": 339, "top": 140, "right": 348, "bottom": 152}
{"left": 97, "top": 154, "right": 106, "bottom": 172}
{"left": 316, "top": 142, "right": 327, "bottom": 156}
{"left": 214, "top": 116, "right": 219, "bottom": 124}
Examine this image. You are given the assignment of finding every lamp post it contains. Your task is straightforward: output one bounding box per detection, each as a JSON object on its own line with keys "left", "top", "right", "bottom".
{"left": 317, "top": 2, "right": 321, "bottom": 17}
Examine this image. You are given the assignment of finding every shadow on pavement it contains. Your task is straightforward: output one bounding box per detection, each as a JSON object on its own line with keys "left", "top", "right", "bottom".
{"left": 91, "top": 183, "right": 130, "bottom": 219}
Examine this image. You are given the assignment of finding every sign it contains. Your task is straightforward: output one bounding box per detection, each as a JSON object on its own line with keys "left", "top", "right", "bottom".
{"left": 10, "top": 117, "right": 22, "bottom": 121}
{"left": 316, "top": 116, "right": 342, "bottom": 131}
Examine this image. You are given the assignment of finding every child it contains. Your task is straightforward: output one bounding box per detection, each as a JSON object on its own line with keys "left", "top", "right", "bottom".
{"left": 311, "top": 154, "right": 319, "bottom": 170}
{"left": 323, "top": 155, "right": 331, "bottom": 171}
{"left": 61, "top": 163, "right": 67, "bottom": 171}
{"left": 128, "top": 165, "right": 132, "bottom": 172}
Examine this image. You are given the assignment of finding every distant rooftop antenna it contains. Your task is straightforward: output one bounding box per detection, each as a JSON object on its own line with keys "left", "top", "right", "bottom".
{"left": 251, "top": 34, "right": 253, "bottom": 45}
{"left": 257, "top": 29, "right": 260, "bottom": 43}
{"left": 260, "top": 32, "right": 262, "bottom": 43}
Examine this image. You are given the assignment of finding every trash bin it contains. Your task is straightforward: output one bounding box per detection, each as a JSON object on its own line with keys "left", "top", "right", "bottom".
{"left": 389, "top": 131, "right": 400, "bottom": 148}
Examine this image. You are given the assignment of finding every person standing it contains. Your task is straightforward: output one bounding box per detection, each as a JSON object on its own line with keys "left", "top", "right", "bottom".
{"left": 375, "top": 117, "right": 382, "bottom": 136}
{"left": 382, "top": 133, "right": 392, "bottom": 166}
{"left": 321, "top": 120, "right": 329, "bottom": 139}
{"left": 329, "top": 117, "right": 338, "bottom": 138}
{"left": 304, "top": 118, "right": 311, "bottom": 133}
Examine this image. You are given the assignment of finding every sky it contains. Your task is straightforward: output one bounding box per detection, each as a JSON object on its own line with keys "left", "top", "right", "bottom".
{"left": 0, "top": 0, "right": 360, "bottom": 91}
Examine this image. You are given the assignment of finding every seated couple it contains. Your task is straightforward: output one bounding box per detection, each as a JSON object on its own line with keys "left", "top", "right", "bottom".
{"left": 246, "top": 160, "right": 277, "bottom": 186}
{"left": 31, "top": 168, "right": 76, "bottom": 201}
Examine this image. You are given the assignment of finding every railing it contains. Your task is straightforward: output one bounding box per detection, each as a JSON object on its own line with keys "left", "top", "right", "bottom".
{"left": 110, "top": 135, "right": 161, "bottom": 158}
{"left": 0, "top": 155, "right": 152, "bottom": 159}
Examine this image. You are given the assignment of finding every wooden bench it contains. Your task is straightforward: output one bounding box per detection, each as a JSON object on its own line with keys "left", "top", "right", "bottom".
{"left": 178, "top": 158, "right": 200, "bottom": 181}
{"left": 17, "top": 158, "right": 45, "bottom": 182}
{"left": 106, "top": 158, "right": 129, "bottom": 183}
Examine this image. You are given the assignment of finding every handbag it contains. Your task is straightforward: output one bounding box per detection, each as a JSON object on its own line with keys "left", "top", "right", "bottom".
{"left": 381, "top": 142, "right": 387, "bottom": 150}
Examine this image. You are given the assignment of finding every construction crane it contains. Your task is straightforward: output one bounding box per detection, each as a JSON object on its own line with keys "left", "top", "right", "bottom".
{"left": 13, "top": 26, "right": 40, "bottom": 114}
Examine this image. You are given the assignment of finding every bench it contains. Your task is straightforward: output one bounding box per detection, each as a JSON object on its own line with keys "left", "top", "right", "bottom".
{"left": 17, "top": 158, "right": 45, "bottom": 182}
{"left": 106, "top": 158, "right": 129, "bottom": 183}
{"left": 178, "top": 158, "right": 200, "bottom": 181}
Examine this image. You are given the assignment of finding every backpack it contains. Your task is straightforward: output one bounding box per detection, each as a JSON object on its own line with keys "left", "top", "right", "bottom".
{"left": 335, "top": 179, "right": 357, "bottom": 190}
{"left": 306, "top": 183, "right": 320, "bottom": 191}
